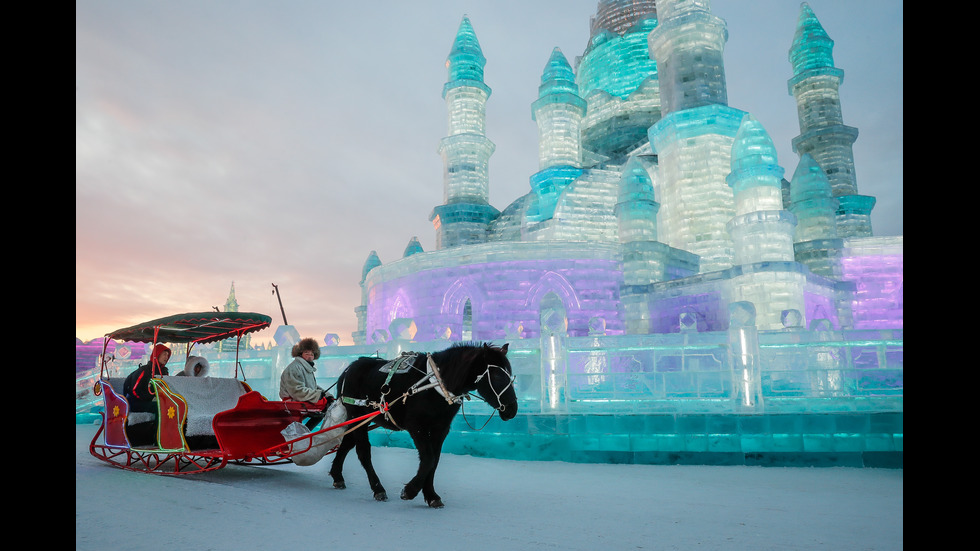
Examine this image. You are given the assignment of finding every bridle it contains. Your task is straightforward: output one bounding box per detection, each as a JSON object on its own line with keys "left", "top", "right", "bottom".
{"left": 473, "top": 363, "right": 516, "bottom": 413}
{"left": 408, "top": 355, "right": 514, "bottom": 412}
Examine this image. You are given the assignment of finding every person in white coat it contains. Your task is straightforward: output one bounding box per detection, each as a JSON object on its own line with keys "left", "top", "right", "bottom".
{"left": 279, "top": 337, "right": 333, "bottom": 429}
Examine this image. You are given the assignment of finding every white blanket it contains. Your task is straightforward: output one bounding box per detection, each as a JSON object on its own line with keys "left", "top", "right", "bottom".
{"left": 280, "top": 400, "right": 348, "bottom": 466}
{"left": 158, "top": 376, "right": 247, "bottom": 436}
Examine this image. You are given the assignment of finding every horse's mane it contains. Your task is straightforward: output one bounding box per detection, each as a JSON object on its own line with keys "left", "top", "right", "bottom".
{"left": 433, "top": 342, "right": 504, "bottom": 392}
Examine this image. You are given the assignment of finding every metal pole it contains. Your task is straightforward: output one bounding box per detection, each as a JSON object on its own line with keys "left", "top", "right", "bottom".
{"left": 272, "top": 283, "right": 288, "bottom": 325}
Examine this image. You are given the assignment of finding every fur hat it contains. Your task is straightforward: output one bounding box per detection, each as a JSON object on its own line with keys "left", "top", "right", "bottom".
{"left": 291, "top": 337, "right": 321, "bottom": 360}
{"left": 183, "top": 356, "right": 210, "bottom": 377}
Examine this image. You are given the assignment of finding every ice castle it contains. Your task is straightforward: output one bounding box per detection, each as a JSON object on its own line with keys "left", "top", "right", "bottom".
{"left": 355, "top": 0, "right": 901, "bottom": 345}
{"left": 77, "top": 0, "right": 902, "bottom": 467}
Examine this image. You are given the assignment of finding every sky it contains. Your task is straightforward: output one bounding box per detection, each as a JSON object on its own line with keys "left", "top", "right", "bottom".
{"left": 76, "top": 0, "right": 904, "bottom": 347}
{"left": 76, "top": 424, "right": 904, "bottom": 550}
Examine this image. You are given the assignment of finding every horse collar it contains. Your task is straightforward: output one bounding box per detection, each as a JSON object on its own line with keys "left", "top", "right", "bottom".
{"left": 425, "top": 354, "right": 461, "bottom": 405}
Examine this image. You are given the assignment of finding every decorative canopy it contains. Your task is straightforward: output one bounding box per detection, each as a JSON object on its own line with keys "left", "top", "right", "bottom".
{"left": 106, "top": 312, "right": 272, "bottom": 345}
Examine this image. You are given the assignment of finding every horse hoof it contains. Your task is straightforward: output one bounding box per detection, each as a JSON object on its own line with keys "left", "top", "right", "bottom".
{"left": 374, "top": 492, "right": 388, "bottom": 502}
{"left": 400, "top": 487, "right": 417, "bottom": 501}
{"left": 427, "top": 499, "right": 444, "bottom": 508}
{"left": 333, "top": 481, "right": 346, "bottom": 489}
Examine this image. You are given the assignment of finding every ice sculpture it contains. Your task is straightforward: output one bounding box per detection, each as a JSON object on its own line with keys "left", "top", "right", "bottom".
{"left": 354, "top": 0, "right": 900, "bottom": 346}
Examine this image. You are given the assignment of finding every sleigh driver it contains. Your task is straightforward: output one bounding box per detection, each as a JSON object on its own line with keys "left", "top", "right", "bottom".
{"left": 279, "top": 337, "right": 334, "bottom": 429}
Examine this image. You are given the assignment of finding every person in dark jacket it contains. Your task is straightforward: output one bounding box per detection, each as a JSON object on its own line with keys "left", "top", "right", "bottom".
{"left": 123, "top": 343, "right": 172, "bottom": 413}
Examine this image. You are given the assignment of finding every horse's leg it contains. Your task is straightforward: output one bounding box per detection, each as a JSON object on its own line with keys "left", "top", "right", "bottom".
{"left": 328, "top": 433, "right": 357, "bottom": 489}
{"left": 351, "top": 429, "right": 388, "bottom": 501}
{"left": 401, "top": 425, "right": 450, "bottom": 507}
{"left": 420, "top": 424, "right": 451, "bottom": 508}
{"left": 399, "top": 428, "right": 430, "bottom": 502}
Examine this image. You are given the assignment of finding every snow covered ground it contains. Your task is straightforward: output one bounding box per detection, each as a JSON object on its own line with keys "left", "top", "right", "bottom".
{"left": 76, "top": 424, "right": 902, "bottom": 550}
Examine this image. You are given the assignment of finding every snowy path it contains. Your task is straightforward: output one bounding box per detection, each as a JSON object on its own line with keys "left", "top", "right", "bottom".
{"left": 76, "top": 424, "right": 902, "bottom": 550}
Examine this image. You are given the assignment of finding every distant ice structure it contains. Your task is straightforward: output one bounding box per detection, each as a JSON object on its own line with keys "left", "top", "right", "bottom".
{"left": 354, "top": 0, "right": 902, "bottom": 345}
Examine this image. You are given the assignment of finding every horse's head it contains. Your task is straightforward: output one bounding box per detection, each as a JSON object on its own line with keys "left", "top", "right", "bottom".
{"left": 473, "top": 343, "right": 518, "bottom": 421}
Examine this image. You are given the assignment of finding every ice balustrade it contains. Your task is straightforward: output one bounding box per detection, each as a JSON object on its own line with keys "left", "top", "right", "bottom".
{"left": 79, "top": 312, "right": 902, "bottom": 422}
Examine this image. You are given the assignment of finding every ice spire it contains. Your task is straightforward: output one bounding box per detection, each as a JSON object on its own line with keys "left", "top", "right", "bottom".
{"left": 532, "top": 47, "right": 586, "bottom": 170}
{"left": 787, "top": 2, "right": 872, "bottom": 237}
{"left": 223, "top": 281, "right": 239, "bottom": 312}
{"left": 403, "top": 236, "right": 424, "bottom": 258}
{"left": 431, "top": 16, "right": 499, "bottom": 249}
{"left": 446, "top": 15, "right": 486, "bottom": 84}
{"left": 789, "top": 3, "right": 834, "bottom": 75}
{"left": 616, "top": 153, "right": 665, "bottom": 336}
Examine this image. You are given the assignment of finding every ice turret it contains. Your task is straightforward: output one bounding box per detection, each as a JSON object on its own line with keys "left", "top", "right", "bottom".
{"left": 361, "top": 250, "right": 381, "bottom": 283}
{"left": 726, "top": 115, "right": 796, "bottom": 265}
{"left": 790, "top": 154, "right": 839, "bottom": 242}
{"left": 353, "top": 251, "right": 382, "bottom": 345}
{"left": 532, "top": 48, "right": 586, "bottom": 170}
{"left": 616, "top": 156, "right": 660, "bottom": 243}
{"left": 789, "top": 154, "right": 844, "bottom": 278}
{"left": 788, "top": 3, "right": 872, "bottom": 238}
{"left": 431, "top": 16, "right": 499, "bottom": 249}
{"left": 647, "top": 0, "right": 741, "bottom": 272}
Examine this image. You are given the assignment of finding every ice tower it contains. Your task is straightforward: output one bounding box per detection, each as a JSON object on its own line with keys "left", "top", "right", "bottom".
{"left": 430, "top": 16, "right": 499, "bottom": 249}
{"left": 647, "top": 0, "right": 742, "bottom": 272}
{"left": 788, "top": 3, "right": 873, "bottom": 238}
{"left": 726, "top": 115, "right": 805, "bottom": 329}
{"left": 533, "top": 48, "right": 586, "bottom": 170}
{"left": 353, "top": 250, "right": 382, "bottom": 346}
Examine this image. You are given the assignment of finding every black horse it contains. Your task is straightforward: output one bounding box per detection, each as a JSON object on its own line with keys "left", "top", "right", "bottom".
{"left": 329, "top": 342, "right": 518, "bottom": 508}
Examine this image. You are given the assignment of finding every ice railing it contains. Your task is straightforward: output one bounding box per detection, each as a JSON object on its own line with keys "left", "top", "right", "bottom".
{"left": 358, "top": 308, "right": 901, "bottom": 416}
{"left": 77, "top": 313, "right": 902, "bottom": 419}
{"left": 507, "top": 326, "right": 903, "bottom": 415}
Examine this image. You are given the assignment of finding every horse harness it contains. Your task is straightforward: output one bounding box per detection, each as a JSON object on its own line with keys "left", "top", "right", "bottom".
{"left": 338, "top": 352, "right": 514, "bottom": 430}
